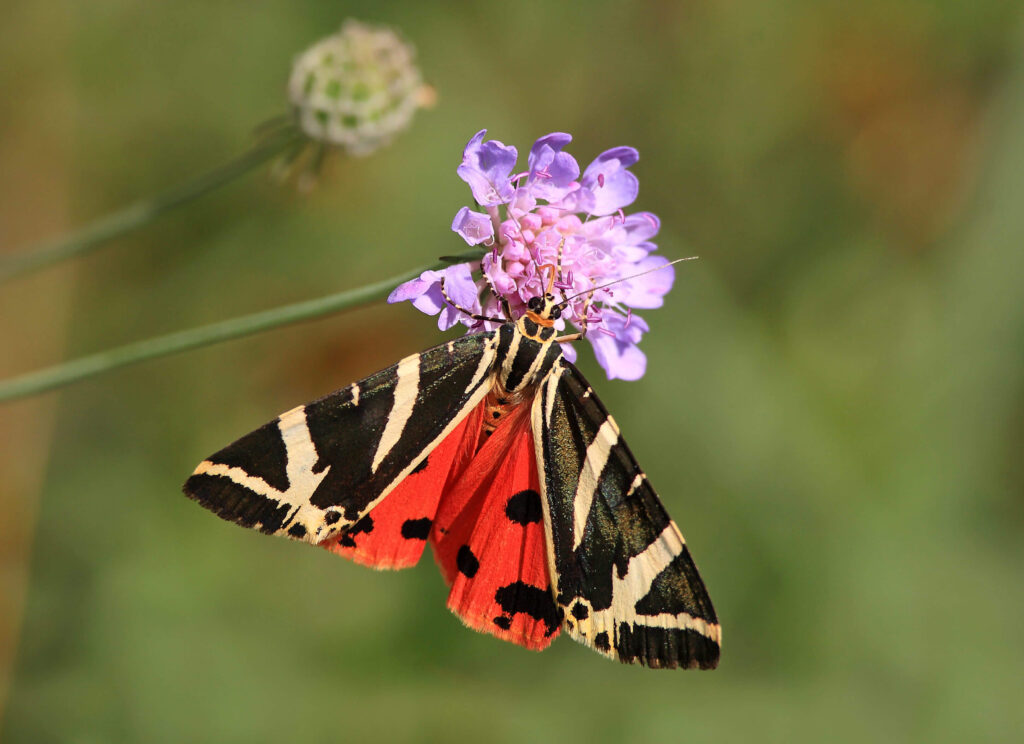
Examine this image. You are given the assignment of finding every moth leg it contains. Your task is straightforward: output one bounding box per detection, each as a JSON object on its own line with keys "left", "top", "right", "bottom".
{"left": 555, "top": 332, "right": 584, "bottom": 343}
{"left": 440, "top": 277, "right": 506, "bottom": 323}
{"left": 555, "top": 292, "right": 594, "bottom": 344}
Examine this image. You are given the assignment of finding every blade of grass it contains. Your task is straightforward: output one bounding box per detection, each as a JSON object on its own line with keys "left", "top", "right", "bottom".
{"left": 0, "top": 253, "right": 485, "bottom": 402}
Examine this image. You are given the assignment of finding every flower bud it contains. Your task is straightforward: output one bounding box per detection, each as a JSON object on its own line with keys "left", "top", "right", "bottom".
{"left": 288, "top": 20, "right": 434, "bottom": 156}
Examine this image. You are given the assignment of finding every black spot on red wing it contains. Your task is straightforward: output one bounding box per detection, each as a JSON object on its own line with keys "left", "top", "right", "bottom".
{"left": 456, "top": 545, "right": 479, "bottom": 578}
{"left": 410, "top": 456, "right": 429, "bottom": 475}
{"left": 571, "top": 602, "right": 589, "bottom": 620}
{"left": 338, "top": 514, "right": 374, "bottom": 548}
{"left": 493, "top": 616, "right": 512, "bottom": 630}
{"left": 494, "top": 582, "right": 562, "bottom": 636}
{"left": 505, "top": 489, "right": 542, "bottom": 525}
{"left": 287, "top": 523, "right": 307, "bottom": 539}
{"left": 324, "top": 510, "right": 341, "bottom": 525}
{"left": 594, "top": 632, "right": 610, "bottom": 651}
{"left": 400, "top": 518, "right": 432, "bottom": 540}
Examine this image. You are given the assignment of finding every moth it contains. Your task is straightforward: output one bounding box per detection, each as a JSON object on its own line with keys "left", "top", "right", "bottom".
{"left": 184, "top": 265, "right": 720, "bottom": 669}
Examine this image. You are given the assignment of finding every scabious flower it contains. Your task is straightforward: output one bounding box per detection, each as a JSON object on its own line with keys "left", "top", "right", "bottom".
{"left": 389, "top": 130, "right": 676, "bottom": 381}
{"left": 288, "top": 20, "right": 435, "bottom": 157}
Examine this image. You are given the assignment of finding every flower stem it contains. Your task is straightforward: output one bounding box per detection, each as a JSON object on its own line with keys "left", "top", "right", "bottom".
{"left": 0, "top": 125, "right": 303, "bottom": 284}
{"left": 0, "top": 253, "right": 484, "bottom": 403}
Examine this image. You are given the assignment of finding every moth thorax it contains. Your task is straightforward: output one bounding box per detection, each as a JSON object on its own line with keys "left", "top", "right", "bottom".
{"left": 497, "top": 326, "right": 561, "bottom": 396}
{"left": 520, "top": 314, "right": 557, "bottom": 341}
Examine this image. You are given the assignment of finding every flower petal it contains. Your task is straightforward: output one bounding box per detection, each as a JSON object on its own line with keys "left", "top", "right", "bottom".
{"left": 614, "top": 256, "right": 675, "bottom": 309}
{"left": 451, "top": 206, "right": 495, "bottom": 245}
{"left": 456, "top": 129, "right": 518, "bottom": 206}
{"left": 625, "top": 211, "right": 660, "bottom": 240}
{"left": 581, "top": 147, "right": 640, "bottom": 215}
{"left": 527, "top": 132, "right": 580, "bottom": 202}
{"left": 588, "top": 311, "right": 649, "bottom": 380}
{"left": 388, "top": 269, "right": 447, "bottom": 315}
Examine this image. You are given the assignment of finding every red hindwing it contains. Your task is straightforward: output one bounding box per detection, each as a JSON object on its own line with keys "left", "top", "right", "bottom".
{"left": 430, "top": 404, "right": 560, "bottom": 650}
{"left": 321, "top": 398, "right": 560, "bottom": 651}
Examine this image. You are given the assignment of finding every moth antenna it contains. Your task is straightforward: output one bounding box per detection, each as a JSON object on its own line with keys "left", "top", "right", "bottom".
{"left": 481, "top": 268, "right": 513, "bottom": 321}
{"left": 440, "top": 276, "right": 505, "bottom": 324}
{"left": 555, "top": 256, "right": 698, "bottom": 308}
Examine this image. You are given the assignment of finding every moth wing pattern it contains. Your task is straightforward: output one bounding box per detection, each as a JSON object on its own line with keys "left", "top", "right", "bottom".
{"left": 184, "top": 332, "right": 498, "bottom": 547}
{"left": 320, "top": 401, "right": 482, "bottom": 570}
{"left": 532, "top": 360, "right": 721, "bottom": 669}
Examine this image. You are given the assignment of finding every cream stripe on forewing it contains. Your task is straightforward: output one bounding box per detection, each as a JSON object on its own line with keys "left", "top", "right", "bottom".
{"left": 468, "top": 337, "right": 497, "bottom": 392}
{"left": 571, "top": 418, "right": 620, "bottom": 550}
{"left": 532, "top": 371, "right": 562, "bottom": 603}
{"left": 370, "top": 353, "right": 421, "bottom": 473}
{"left": 544, "top": 363, "right": 562, "bottom": 422}
{"left": 578, "top": 522, "right": 721, "bottom": 644}
{"left": 192, "top": 461, "right": 282, "bottom": 500}
{"left": 278, "top": 405, "right": 324, "bottom": 490}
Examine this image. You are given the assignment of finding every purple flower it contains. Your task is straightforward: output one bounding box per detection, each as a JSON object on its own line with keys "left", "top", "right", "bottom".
{"left": 456, "top": 129, "right": 517, "bottom": 207}
{"left": 390, "top": 129, "right": 675, "bottom": 380}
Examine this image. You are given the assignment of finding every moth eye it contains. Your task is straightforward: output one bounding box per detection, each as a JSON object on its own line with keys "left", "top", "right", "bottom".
{"left": 527, "top": 296, "right": 542, "bottom": 310}
{"left": 550, "top": 306, "right": 562, "bottom": 319}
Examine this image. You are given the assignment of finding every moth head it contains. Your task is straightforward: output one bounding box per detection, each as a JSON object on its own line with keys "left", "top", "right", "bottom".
{"left": 526, "top": 294, "right": 562, "bottom": 321}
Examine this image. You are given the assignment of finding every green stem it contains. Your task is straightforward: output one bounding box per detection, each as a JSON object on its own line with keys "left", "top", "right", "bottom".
{"left": 0, "top": 125, "right": 303, "bottom": 284}
{"left": 0, "top": 254, "right": 484, "bottom": 403}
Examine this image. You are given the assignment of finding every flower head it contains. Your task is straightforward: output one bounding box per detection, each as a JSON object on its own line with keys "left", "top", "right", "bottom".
{"left": 288, "top": 20, "right": 435, "bottom": 156}
{"left": 389, "top": 130, "right": 676, "bottom": 380}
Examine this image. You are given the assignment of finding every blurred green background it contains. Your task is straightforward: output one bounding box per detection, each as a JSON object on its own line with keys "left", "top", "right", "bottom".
{"left": 2, "top": 1, "right": 1024, "bottom": 742}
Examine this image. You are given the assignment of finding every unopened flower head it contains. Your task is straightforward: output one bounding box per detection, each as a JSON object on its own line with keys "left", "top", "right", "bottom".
{"left": 389, "top": 130, "right": 676, "bottom": 381}
{"left": 288, "top": 20, "right": 434, "bottom": 156}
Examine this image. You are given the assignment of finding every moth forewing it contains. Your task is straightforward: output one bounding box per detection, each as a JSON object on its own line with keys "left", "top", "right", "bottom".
{"left": 532, "top": 360, "right": 721, "bottom": 669}
{"left": 184, "top": 332, "right": 499, "bottom": 546}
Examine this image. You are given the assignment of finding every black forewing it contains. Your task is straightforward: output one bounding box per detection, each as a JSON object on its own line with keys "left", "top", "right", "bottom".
{"left": 184, "top": 332, "right": 497, "bottom": 544}
{"left": 532, "top": 360, "right": 721, "bottom": 669}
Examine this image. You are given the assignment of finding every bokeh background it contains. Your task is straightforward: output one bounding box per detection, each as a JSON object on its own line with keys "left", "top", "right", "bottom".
{"left": 2, "top": 1, "right": 1023, "bottom": 742}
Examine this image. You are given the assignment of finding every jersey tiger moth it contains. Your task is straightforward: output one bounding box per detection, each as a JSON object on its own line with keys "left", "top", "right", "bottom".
{"left": 184, "top": 267, "right": 720, "bottom": 669}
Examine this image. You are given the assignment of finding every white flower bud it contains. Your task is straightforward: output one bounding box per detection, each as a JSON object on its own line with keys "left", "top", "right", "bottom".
{"left": 288, "top": 20, "right": 434, "bottom": 156}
